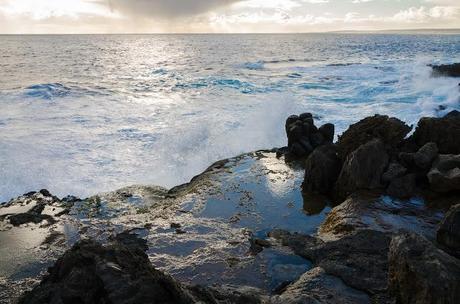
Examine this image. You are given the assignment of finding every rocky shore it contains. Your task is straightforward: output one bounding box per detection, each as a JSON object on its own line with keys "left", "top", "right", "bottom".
{"left": 1, "top": 66, "right": 460, "bottom": 303}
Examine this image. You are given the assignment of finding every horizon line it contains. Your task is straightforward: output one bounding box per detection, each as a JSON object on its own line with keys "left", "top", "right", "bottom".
{"left": 1, "top": 28, "right": 460, "bottom": 35}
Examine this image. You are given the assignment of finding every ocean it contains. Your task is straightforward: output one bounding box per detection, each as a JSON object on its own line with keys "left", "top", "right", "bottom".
{"left": 0, "top": 33, "right": 459, "bottom": 202}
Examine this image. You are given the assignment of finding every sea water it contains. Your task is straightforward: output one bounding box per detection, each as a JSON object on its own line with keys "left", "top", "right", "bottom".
{"left": 0, "top": 33, "right": 459, "bottom": 201}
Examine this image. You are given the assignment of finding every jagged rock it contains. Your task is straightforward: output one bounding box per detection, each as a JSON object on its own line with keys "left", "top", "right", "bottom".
{"left": 19, "top": 235, "right": 196, "bottom": 304}
{"left": 284, "top": 113, "right": 335, "bottom": 160}
{"left": 437, "top": 204, "right": 460, "bottom": 258}
{"left": 269, "top": 229, "right": 391, "bottom": 298}
{"left": 388, "top": 232, "right": 460, "bottom": 304}
{"left": 386, "top": 174, "right": 417, "bottom": 199}
{"left": 335, "top": 139, "right": 389, "bottom": 200}
{"left": 302, "top": 144, "right": 341, "bottom": 195}
{"left": 319, "top": 123, "right": 335, "bottom": 144}
{"left": 285, "top": 115, "right": 300, "bottom": 133}
{"left": 413, "top": 142, "right": 438, "bottom": 170}
{"left": 319, "top": 193, "right": 442, "bottom": 240}
{"left": 427, "top": 154, "right": 460, "bottom": 193}
{"left": 411, "top": 110, "right": 460, "bottom": 154}
{"left": 272, "top": 267, "right": 370, "bottom": 304}
{"left": 336, "top": 115, "right": 411, "bottom": 160}
{"left": 382, "top": 162, "right": 407, "bottom": 184}
{"left": 431, "top": 63, "right": 460, "bottom": 77}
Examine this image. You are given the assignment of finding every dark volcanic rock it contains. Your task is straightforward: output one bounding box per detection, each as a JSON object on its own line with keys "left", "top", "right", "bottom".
{"left": 382, "top": 162, "right": 408, "bottom": 184}
{"left": 319, "top": 193, "right": 442, "bottom": 240}
{"left": 335, "top": 139, "right": 389, "bottom": 200}
{"left": 437, "top": 204, "right": 460, "bottom": 258}
{"left": 413, "top": 142, "right": 438, "bottom": 170}
{"left": 336, "top": 115, "right": 411, "bottom": 160}
{"left": 19, "top": 235, "right": 196, "bottom": 304}
{"left": 302, "top": 144, "right": 341, "bottom": 195}
{"left": 19, "top": 232, "right": 267, "bottom": 304}
{"left": 272, "top": 267, "right": 371, "bottom": 304}
{"left": 431, "top": 63, "right": 460, "bottom": 77}
{"left": 319, "top": 123, "right": 335, "bottom": 144}
{"left": 388, "top": 232, "right": 460, "bottom": 304}
{"left": 283, "top": 113, "right": 335, "bottom": 160}
{"left": 411, "top": 110, "right": 460, "bottom": 154}
{"left": 386, "top": 174, "right": 417, "bottom": 199}
{"left": 427, "top": 154, "right": 460, "bottom": 193}
{"left": 8, "top": 202, "right": 56, "bottom": 226}
{"left": 270, "top": 229, "right": 391, "bottom": 297}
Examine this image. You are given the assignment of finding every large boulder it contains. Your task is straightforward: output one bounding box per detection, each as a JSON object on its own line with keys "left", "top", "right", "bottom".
{"left": 388, "top": 232, "right": 460, "bottom": 304}
{"left": 335, "top": 139, "right": 389, "bottom": 200}
{"left": 19, "top": 234, "right": 195, "bottom": 304}
{"left": 427, "top": 154, "right": 460, "bottom": 193}
{"left": 437, "top": 204, "right": 460, "bottom": 258}
{"left": 431, "top": 63, "right": 460, "bottom": 77}
{"left": 302, "top": 144, "right": 342, "bottom": 195}
{"left": 336, "top": 115, "right": 411, "bottom": 160}
{"left": 411, "top": 110, "right": 460, "bottom": 154}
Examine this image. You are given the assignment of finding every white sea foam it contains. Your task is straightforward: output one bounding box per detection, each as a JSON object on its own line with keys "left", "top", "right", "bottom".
{"left": 0, "top": 34, "right": 459, "bottom": 201}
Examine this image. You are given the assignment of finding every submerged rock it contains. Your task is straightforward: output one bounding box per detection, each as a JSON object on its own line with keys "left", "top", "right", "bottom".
{"left": 335, "top": 139, "right": 389, "bottom": 200}
{"left": 336, "top": 115, "right": 411, "bottom": 160}
{"left": 302, "top": 144, "right": 341, "bottom": 195}
{"left": 388, "top": 232, "right": 460, "bottom": 304}
{"left": 437, "top": 204, "right": 460, "bottom": 258}
{"left": 427, "top": 154, "right": 460, "bottom": 193}
{"left": 431, "top": 63, "right": 460, "bottom": 77}
{"left": 411, "top": 110, "right": 460, "bottom": 154}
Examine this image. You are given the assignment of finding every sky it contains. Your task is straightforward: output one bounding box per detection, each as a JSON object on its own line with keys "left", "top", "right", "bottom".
{"left": 0, "top": 0, "right": 459, "bottom": 33}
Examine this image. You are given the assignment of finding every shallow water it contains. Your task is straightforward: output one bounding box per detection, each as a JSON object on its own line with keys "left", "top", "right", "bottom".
{"left": 0, "top": 34, "right": 459, "bottom": 201}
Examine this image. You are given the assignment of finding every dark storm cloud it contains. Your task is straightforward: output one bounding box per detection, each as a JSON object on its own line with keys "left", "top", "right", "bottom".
{"left": 106, "top": 0, "right": 242, "bottom": 18}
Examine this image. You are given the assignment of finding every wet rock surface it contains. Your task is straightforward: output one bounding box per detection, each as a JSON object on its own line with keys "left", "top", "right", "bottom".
{"left": 3, "top": 111, "right": 460, "bottom": 304}
{"left": 318, "top": 193, "right": 443, "bottom": 240}
{"left": 271, "top": 267, "right": 371, "bottom": 304}
{"left": 269, "top": 229, "right": 392, "bottom": 302}
{"left": 1, "top": 151, "right": 328, "bottom": 303}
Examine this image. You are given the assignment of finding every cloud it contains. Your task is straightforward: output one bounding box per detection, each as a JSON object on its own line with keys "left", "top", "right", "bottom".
{"left": 392, "top": 6, "right": 460, "bottom": 23}
{"left": 106, "top": 0, "right": 241, "bottom": 18}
